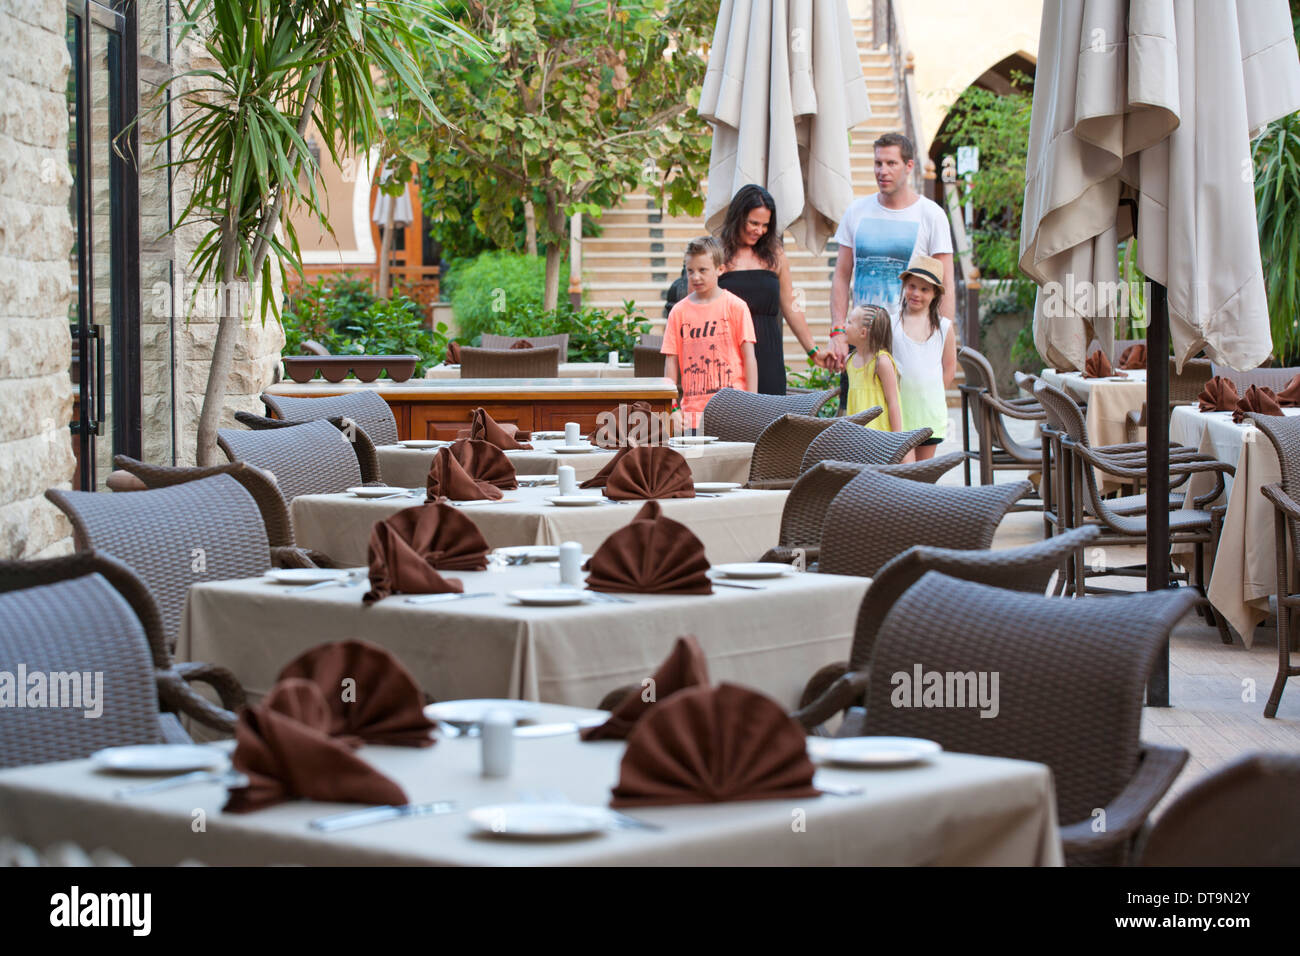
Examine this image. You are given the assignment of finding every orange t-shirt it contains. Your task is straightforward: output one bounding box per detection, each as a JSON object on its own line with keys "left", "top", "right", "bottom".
{"left": 661, "top": 290, "right": 757, "bottom": 427}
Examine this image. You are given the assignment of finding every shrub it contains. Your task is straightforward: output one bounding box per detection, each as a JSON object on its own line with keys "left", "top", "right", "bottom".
{"left": 445, "top": 252, "right": 570, "bottom": 343}
{"left": 480, "top": 300, "right": 651, "bottom": 363}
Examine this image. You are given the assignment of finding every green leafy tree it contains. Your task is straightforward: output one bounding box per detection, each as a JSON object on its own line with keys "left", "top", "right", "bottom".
{"left": 421, "top": 0, "right": 716, "bottom": 310}
{"left": 149, "top": 0, "right": 487, "bottom": 463}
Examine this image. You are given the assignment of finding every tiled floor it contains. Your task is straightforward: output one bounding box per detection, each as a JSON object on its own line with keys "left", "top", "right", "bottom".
{"left": 934, "top": 409, "right": 1300, "bottom": 813}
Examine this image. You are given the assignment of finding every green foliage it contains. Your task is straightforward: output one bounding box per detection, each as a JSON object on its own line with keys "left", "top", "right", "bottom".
{"left": 445, "top": 252, "right": 570, "bottom": 341}
{"left": 281, "top": 275, "right": 448, "bottom": 375}
{"left": 461, "top": 300, "right": 651, "bottom": 363}
{"left": 1010, "top": 323, "right": 1042, "bottom": 371}
{"left": 419, "top": 0, "right": 716, "bottom": 265}
{"left": 1254, "top": 109, "right": 1300, "bottom": 364}
{"left": 786, "top": 365, "right": 840, "bottom": 416}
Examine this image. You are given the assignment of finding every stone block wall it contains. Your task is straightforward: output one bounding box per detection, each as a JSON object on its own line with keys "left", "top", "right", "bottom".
{"left": 0, "top": 0, "right": 76, "bottom": 559}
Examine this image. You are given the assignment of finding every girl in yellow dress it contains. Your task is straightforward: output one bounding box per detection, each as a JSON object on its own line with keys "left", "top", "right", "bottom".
{"left": 843, "top": 305, "right": 902, "bottom": 432}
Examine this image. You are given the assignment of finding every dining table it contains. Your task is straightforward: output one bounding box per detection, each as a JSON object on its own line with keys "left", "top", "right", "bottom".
{"left": 291, "top": 485, "right": 786, "bottom": 567}
{"left": 1170, "top": 404, "right": 1300, "bottom": 643}
{"left": 424, "top": 362, "right": 636, "bottom": 380}
{"left": 175, "top": 561, "right": 868, "bottom": 710}
{"left": 375, "top": 438, "right": 755, "bottom": 488}
{"left": 0, "top": 719, "right": 1063, "bottom": 866}
{"left": 1038, "top": 367, "right": 1148, "bottom": 447}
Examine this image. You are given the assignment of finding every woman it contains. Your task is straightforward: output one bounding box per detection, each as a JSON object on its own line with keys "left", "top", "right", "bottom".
{"left": 716, "top": 185, "right": 828, "bottom": 394}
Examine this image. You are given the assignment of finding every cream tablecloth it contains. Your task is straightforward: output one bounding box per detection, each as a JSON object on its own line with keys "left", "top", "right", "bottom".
{"left": 1169, "top": 405, "right": 1300, "bottom": 644}
{"left": 176, "top": 563, "right": 868, "bottom": 708}
{"left": 425, "top": 363, "right": 635, "bottom": 379}
{"left": 292, "top": 485, "right": 785, "bottom": 567}
{"left": 376, "top": 439, "right": 755, "bottom": 487}
{"left": 0, "top": 734, "right": 1062, "bottom": 866}
{"left": 1039, "top": 368, "right": 1148, "bottom": 447}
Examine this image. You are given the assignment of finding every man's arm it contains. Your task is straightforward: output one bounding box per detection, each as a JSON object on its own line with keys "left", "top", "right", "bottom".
{"left": 828, "top": 245, "right": 854, "bottom": 367}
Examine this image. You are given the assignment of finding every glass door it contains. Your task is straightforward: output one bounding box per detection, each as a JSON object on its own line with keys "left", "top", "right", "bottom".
{"left": 67, "top": 0, "right": 139, "bottom": 490}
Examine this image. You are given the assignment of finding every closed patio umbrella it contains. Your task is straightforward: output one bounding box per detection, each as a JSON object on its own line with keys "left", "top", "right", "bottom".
{"left": 1020, "top": 0, "right": 1300, "bottom": 704}
{"left": 699, "top": 0, "right": 870, "bottom": 254}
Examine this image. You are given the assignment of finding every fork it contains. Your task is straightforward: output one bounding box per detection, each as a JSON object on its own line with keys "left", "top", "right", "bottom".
{"left": 115, "top": 770, "right": 247, "bottom": 799}
{"left": 287, "top": 569, "right": 366, "bottom": 593}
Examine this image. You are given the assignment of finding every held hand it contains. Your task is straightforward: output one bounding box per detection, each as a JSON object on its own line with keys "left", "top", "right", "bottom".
{"left": 812, "top": 349, "right": 835, "bottom": 370}
{"left": 827, "top": 335, "right": 850, "bottom": 368}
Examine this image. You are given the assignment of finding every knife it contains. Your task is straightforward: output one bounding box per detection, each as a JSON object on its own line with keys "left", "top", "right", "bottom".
{"left": 309, "top": 801, "right": 460, "bottom": 831}
{"left": 403, "top": 591, "right": 495, "bottom": 604}
{"left": 710, "top": 580, "right": 767, "bottom": 590}
{"left": 114, "top": 770, "right": 246, "bottom": 799}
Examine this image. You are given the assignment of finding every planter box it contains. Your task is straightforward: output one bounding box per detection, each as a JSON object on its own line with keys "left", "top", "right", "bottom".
{"left": 282, "top": 355, "right": 419, "bottom": 384}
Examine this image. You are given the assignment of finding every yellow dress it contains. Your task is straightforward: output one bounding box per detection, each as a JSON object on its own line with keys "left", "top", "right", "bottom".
{"left": 846, "top": 349, "right": 899, "bottom": 431}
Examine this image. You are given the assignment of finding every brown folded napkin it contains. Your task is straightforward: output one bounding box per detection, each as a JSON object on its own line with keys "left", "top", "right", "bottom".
{"left": 426, "top": 446, "right": 503, "bottom": 501}
{"left": 364, "top": 502, "right": 488, "bottom": 603}
{"left": 1118, "top": 344, "right": 1147, "bottom": 370}
{"left": 1233, "top": 384, "right": 1284, "bottom": 423}
{"left": 456, "top": 407, "right": 532, "bottom": 449}
{"left": 1198, "top": 375, "right": 1239, "bottom": 412}
{"left": 581, "top": 636, "right": 710, "bottom": 742}
{"left": 604, "top": 446, "right": 696, "bottom": 500}
{"left": 224, "top": 678, "right": 408, "bottom": 814}
{"left": 593, "top": 401, "right": 658, "bottom": 448}
{"left": 445, "top": 341, "right": 461, "bottom": 364}
{"left": 428, "top": 439, "right": 519, "bottom": 501}
{"left": 277, "top": 639, "right": 437, "bottom": 748}
{"left": 579, "top": 446, "right": 631, "bottom": 489}
{"left": 1083, "top": 350, "right": 1121, "bottom": 378}
{"left": 609, "top": 682, "right": 820, "bottom": 807}
{"left": 1277, "top": 374, "right": 1300, "bottom": 407}
{"left": 584, "top": 500, "right": 712, "bottom": 594}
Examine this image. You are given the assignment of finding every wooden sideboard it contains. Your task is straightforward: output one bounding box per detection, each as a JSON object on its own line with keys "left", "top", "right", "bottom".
{"left": 263, "top": 377, "right": 678, "bottom": 441}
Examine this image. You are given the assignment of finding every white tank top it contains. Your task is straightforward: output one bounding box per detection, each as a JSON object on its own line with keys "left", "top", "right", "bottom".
{"left": 891, "top": 314, "right": 951, "bottom": 439}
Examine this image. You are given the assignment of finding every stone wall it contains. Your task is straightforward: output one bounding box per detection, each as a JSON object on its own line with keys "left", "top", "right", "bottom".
{"left": 0, "top": 0, "right": 76, "bottom": 558}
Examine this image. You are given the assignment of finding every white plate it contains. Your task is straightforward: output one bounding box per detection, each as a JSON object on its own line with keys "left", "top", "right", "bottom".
{"left": 711, "top": 562, "right": 796, "bottom": 580}
{"left": 671, "top": 435, "right": 719, "bottom": 444}
{"left": 507, "top": 588, "right": 589, "bottom": 606}
{"left": 517, "top": 475, "right": 559, "bottom": 487}
{"left": 806, "top": 736, "right": 942, "bottom": 768}
{"left": 265, "top": 568, "right": 354, "bottom": 585}
{"left": 91, "top": 744, "right": 227, "bottom": 775}
{"left": 423, "top": 699, "right": 541, "bottom": 726}
{"left": 347, "top": 486, "right": 409, "bottom": 498}
{"left": 468, "top": 803, "right": 612, "bottom": 839}
{"left": 694, "top": 482, "right": 742, "bottom": 493}
{"left": 550, "top": 444, "right": 599, "bottom": 454}
{"left": 530, "top": 431, "right": 567, "bottom": 440}
{"left": 547, "top": 495, "right": 605, "bottom": 507}
{"left": 399, "top": 439, "right": 448, "bottom": 449}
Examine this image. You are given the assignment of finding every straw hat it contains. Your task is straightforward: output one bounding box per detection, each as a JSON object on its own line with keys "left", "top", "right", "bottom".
{"left": 898, "top": 254, "right": 944, "bottom": 293}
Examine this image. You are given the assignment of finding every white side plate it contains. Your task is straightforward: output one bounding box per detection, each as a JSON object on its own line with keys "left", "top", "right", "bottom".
{"left": 347, "top": 486, "right": 408, "bottom": 498}
{"left": 468, "top": 803, "right": 612, "bottom": 839}
{"left": 806, "top": 736, "right": 942, "bottom": 768}
{"left": 693, "top": 482, "right": 742, "bottom": 493}
{"left": 550, "top": 444, "right": 599, "bottom": 454}
{"left": 399, "top": 439, "right": 448, "bottom": 449}
{"left": 423, "top": 699, "right": 541, "bottom": 725}
{"left": 266, "top": 568, "right": 353, "bottom": 585}
{"left": 546, "top": 495, "right": 604, "bottom": 507}
{"left": 711, "top": 562, "right": 795, "bottom": 580}
{"left": 507, "top": 588, "right": 589, "bottom": 606}
{"left": 671, "top": 435, "right": 719, "bottom": 444}
{"left": 91, "top": 745, "right": 227, "bottom": 775}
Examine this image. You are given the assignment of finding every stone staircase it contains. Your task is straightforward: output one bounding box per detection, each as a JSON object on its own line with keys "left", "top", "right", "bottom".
{"left": 581, "top": 10, "right": 902, "bottom": 370}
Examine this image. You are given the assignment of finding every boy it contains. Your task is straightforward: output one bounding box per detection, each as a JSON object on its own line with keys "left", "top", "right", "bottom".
{"left": 661, "top": 236, "right": 758, "bottom": 430}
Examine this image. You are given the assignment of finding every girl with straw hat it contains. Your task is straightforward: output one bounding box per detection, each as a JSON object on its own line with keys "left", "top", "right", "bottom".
{"left": 892, "top": 254, "right": 957, "bottom": 461}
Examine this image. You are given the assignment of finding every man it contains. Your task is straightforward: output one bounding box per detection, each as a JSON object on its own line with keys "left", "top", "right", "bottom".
{"left": 828, "top": 133, "right": 955, "bottom": 374}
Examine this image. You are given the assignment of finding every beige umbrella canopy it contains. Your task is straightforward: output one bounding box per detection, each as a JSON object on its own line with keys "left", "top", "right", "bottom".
{"left": 699, "top": 0, "right": 870, "bottom": 254}
{"left": 1020, "top": 0, "right": 1300, "bottom": 373}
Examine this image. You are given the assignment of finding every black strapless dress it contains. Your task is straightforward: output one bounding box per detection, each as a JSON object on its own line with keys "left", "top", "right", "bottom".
{"left": 718, "top": 269, "right": 786, "bottom": 395}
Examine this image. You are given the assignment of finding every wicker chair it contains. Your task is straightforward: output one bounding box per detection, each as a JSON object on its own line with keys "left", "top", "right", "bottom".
{"left": 1137, "top": 753, "right": 1300, "bottom": 865}
{"left": 800, "top": 418, "right": 933, "bottom": 473}
{"left": 480, "top": 333, "right": 570, "bottom": 357}
{"left": 633, "top": 344, "right": 666, "bottom": 378}
{"left": 46, "top": 473, "right": 282, "bottom": 650}
{"left": 458, "top": 345, "right": 562, "bottom": 378}
{"left": 301, "top": 340, "right": 331, "bottom": 357}
{"left": 1034, "top": 380, "right": 1232, "bottom": 625}
{"left": 698, "top": 387, "right": 838, "bottom": 442}
{"left": 1211, "top": 361, "right": 1300, "bottom": 392}
{"left": 217, "top": 418, "right": 364, "bottom": 502}
{"left": 1243, "top": 412, "right": 1300, "bottom": 716}
{"left": 792, "top": 526, "right": 1101, "bottom": 735}
{"left": 234, "top": 412, "right": 383, "bottom": 484}
{"left": 818, "top": 467, "right": 1031, "bottom": 578}
{"left": 260, "top": 389, "right": 399, "bottom": 447}
{"left": 1123, "top": 358, "right": 1213, "bottom": 442}
{"left": 746, "top": 409, "right": 881, "bottom": 490}
{"left": 861, "top": 571, "right": 1196, "bottom": 865}
{"left": 638, "top": 333, "right": 664, "bottom": 349}
{"left": 0, "top": 550, "right": 246, "bottom": 767}
{"left": 956, "top": 347, "right": 1046, "bottom": 489}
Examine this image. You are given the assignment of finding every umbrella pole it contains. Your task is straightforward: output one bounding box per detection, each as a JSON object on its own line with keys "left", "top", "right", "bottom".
{"left": 1146, "top": 281, "right": 1171, "bottom": 707}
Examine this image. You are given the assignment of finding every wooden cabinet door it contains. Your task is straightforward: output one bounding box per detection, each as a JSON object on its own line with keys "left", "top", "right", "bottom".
{"left": 407, "top": 403, "right": 535, "bottom": 441}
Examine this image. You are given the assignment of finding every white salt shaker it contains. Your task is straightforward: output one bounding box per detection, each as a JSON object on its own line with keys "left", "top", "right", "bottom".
{"left": 557, "top": 464, "right": 577, "bottom": 495}
{"left": 559, "top": 540, "right": 583, "bottom": 587}
{"left": 480, "top": 709, "right": 515, "bottom": 778}
{"left": 608, "top": 350, "right": 619, "bottom": 366}
{"left": 564, "top": 421, "right": 581, "bottom": 446}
